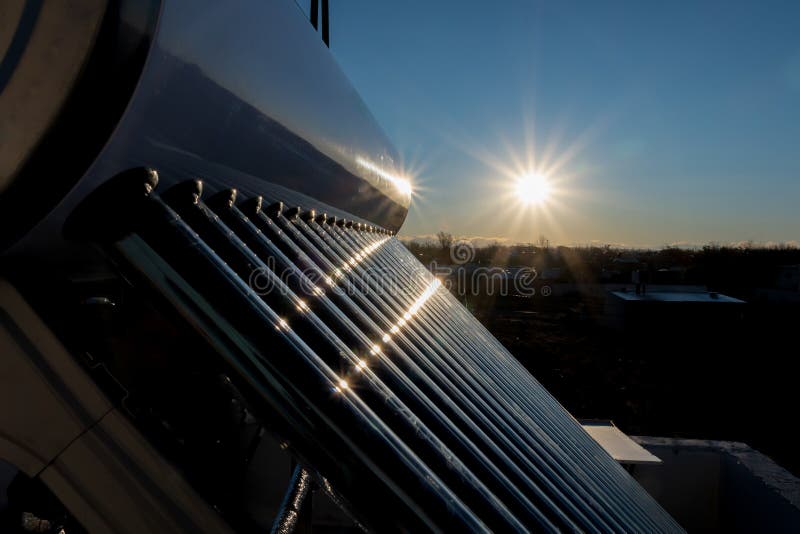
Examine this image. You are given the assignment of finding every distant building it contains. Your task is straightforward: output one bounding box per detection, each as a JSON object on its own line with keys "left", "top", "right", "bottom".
{"left": 653, "top": 266, "right": 687, "bottom": 284}
{"left": 753, "top": 265, "right": 800, "bottom": 304}
{"left": 777, "top": 265, "right": 800, "bottom": 292}
{"left": 605, "top": 256, "right": 643, "bottom": 283}
{"left": 631, "top": 438, "right": 800, "bottom": 532}
{"left": 604, "top": 290, "right": 745, "bottom": 332}
{"left": 612, "top": 256, "right": 641, "bottom": 266}
{"left": 541, "top": 267, "right": 563, "bottom": 281}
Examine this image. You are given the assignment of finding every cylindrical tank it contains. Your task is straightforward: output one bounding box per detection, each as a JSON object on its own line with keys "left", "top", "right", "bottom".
{"left": 1, "top": 0, "right": 408, "bottom": 257}
{"left": 0, "top": 0, "right": 160, "bottom": 250}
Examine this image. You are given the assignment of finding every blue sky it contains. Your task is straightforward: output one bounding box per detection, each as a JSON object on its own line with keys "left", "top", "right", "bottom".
{"left": 329, "top": 1, "right": 800, "bottom": 247}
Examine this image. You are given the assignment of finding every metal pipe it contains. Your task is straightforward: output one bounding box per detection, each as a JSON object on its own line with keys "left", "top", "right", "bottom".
{"left": 271, "top": 465, "right": 313, "bottom": 534}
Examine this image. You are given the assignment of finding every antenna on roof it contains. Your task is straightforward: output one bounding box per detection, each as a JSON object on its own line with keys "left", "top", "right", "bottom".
{"left": 310, "top": 0, "right": 319, "bottom": 29}
{"left": 321, "top": 0, "right": 330, "bottom": 47}
{"left": 309, "top": 0, "right": 330, "bottom": 47}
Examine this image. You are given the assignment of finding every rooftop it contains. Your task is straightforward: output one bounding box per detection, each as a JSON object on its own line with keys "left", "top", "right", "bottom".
{"left": 611, "top": 291, "right": 745, "bottom": 304}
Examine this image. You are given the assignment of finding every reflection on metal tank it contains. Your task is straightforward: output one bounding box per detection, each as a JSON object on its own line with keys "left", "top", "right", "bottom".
{"left": 1, "top": 0, "right": 408, "bottom": 256}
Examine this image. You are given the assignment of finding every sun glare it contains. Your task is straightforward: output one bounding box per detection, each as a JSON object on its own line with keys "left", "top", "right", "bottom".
{"left": 356, "top": 156, "right": 413, "bottom": 198}
{"left": 515, "top": 173, "right": 552, "bottom": 205}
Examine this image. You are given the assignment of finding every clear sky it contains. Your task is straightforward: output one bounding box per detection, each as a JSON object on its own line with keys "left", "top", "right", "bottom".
{"left": 329, "top": 1, "right": 800, "bottom": 248}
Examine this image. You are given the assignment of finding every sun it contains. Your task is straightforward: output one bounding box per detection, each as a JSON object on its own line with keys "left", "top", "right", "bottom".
{"left": 515, "top": 173, "right": 552, "bottom": 205}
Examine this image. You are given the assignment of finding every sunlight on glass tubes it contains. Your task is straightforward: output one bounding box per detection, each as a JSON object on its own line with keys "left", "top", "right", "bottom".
{"left": 335, "top": 278, "right": 443, "bottom": 394}
{"left": 334, "top": 378, "right": 350, "bottom": 393}
{"left": 365, "top": 278, "right": 442, "bottom": 361}
{"left": 324, "top": 235, "right": 433, "bottom": 395}
{"left": 328, "top": 237, "right": 390, "bottom": 287}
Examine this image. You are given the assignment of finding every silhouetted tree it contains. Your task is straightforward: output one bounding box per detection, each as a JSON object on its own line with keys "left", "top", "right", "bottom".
{"left": 436, "top": 231, "right": 454, "bottom": 251}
